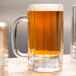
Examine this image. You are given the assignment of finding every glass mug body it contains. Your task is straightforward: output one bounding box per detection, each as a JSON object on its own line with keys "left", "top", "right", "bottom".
{"left": 71, "top": 5, "right": 76, "bottom": 61}
{"left": 0, "top": 22, "right": 7, "bottom": 76}
{"left": 1, "top": 23, "right": 8, "bottom": 71}
{"left": 11, "top": 4, "right": 63, "bottom": 72}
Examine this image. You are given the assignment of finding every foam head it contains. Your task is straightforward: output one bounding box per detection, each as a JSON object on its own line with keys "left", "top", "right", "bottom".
{"left": 28, "top": 4, "right": 63, "bottom": 11}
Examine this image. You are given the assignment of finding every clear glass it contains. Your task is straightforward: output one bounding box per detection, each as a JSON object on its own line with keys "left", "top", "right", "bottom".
{"left": 0, "top": 22, "right": 8, "bottom": 71}
{"left": 0, "top": 30, "right": 4, "bottom": 76}
{"left": 11, "top": 4, "right": 63, "bottom": 72}
{"left": 72, "top": 5, "right": 76, "bottom": 61}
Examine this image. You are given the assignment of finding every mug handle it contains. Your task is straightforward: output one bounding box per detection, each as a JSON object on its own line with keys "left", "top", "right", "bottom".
{"left": 11, "top": 16, "right": 28, "bottom": 58}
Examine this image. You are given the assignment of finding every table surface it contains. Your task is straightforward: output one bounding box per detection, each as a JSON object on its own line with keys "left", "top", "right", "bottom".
{"left": 5, "top": 55, "right": 76, "bottom": 76}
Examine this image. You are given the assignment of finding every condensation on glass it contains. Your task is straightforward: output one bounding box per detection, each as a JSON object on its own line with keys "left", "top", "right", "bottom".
{"left": 0, "top": 22, "right": 8, "bottom": 71}
{"left": 72, "top": 5, "right": 76, "bottom": 61}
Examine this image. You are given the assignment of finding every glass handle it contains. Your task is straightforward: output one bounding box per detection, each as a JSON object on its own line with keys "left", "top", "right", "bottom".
{"left": 11, "top": 16, "right": 28, "bottom": 58}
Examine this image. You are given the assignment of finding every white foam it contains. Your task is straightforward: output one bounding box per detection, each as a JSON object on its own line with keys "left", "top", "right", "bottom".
{"left": 28, "top": 4, "right": 63, "bottom": 11}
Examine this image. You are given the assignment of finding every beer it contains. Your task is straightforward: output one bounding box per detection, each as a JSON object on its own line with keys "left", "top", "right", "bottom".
{"left": 28, "top": 5, "right": 63, "bottom": 56}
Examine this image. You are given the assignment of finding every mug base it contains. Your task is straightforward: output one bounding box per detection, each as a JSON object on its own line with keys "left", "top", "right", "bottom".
{"left": 29, "top": 54, "right": 62, "bottom": 72}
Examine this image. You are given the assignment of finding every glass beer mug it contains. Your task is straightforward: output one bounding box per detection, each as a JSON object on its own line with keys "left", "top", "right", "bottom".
{"left": 71, "top": 5, "right": 76, "bottom": 61}
{"left": 11, "top": 4, "right": 63, "bottom": 72}
{"left": 2, "top": 22, "right": 8, "bottom": 71}
{"left": 0, "top": 22, "right": 7, "bottom": 76}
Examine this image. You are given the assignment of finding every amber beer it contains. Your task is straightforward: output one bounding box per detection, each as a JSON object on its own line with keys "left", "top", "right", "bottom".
{"left": 28, "top": 8, "right": 63, "bottom": 56}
